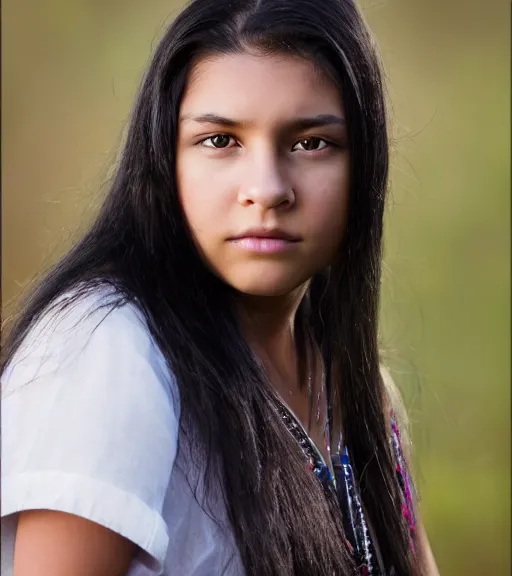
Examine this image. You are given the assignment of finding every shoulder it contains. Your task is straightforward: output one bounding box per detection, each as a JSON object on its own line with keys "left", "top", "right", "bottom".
{"left": 379, "top": 364, "right": 411, "bottom": 453}
{"left": 3, "top": 284, "right": 177, "bottom": 409}
{"left": 380, "top": 365, "right": 407, "bottom": 419}
{"left": 2, "top": 284, "right": 180, "bottom": 570}
{"left": 2, "top": 283, "right": 180, "bottom": 444}
{"left": 380, "top": 366, "right": 440, "bottom": 574}
{"left": 5, "top": 285, "right": 151, "bottom": 368}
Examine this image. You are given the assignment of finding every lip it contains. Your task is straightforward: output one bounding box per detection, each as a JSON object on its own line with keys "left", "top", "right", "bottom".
{"left": 227, "top": 228, "right": 301, "bottom": 254}
{"left": 229, "top": 237, "right": 299, "bottom": 254}
{"left": 228, "top": 227, "right": 301, "bottom": 242}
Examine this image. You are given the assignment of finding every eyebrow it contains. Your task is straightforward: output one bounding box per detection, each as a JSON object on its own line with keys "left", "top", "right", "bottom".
{"left": 180, "top": 113, "right": 346, "bottom": 130}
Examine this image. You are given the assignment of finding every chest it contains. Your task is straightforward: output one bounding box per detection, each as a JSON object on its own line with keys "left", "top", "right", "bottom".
{"left": 278, "top": 378, "right": 335, "bottom": 472}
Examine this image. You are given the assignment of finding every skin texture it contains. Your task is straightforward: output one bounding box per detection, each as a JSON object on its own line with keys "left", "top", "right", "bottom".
{"left": 14, "top": 510, "right": 135, "bottom": 575}
{"left": 177, "top": 52, "right": 350, "bottom": 298}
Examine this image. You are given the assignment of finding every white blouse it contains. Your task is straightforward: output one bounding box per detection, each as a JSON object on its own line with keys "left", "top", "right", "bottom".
{"left": 1, "top": 288, "right": 243, "bottom": 575}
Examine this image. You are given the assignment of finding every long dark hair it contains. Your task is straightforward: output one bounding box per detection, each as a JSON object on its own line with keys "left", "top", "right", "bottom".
{"left": 2, "top": 1, "right": 422, "bottom": 574}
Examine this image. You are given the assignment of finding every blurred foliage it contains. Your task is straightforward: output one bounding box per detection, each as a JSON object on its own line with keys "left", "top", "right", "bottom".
{"left": 3, "top": 0, "right": 510, "bottom": 574}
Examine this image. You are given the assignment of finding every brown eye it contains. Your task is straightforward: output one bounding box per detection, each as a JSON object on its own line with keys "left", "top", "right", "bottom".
{"left": 293, "top": 137, "right": 328, "bottom": 151}
{"left": 202, "top": 134, "right": 233, "bottom": 148}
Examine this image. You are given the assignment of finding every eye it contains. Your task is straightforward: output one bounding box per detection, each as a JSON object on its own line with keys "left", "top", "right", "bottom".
{"left": 293, "top": 137, "right": 329, "bottom": 152}
{"left": 200, "top": 134, "right": 235, "bottom": 149}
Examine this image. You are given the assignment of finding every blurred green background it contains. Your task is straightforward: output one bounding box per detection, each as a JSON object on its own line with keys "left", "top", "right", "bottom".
{"left": 2, "top": 1, "right": 510, "bottom": 574}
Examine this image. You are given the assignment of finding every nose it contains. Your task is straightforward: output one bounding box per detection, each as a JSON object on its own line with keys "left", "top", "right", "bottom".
{"left": 237, "top": 149, "right": 295, "bottom": 210}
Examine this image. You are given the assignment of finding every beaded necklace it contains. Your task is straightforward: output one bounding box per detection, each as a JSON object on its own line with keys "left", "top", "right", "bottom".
{"left": 276, "top": 397, "right": 416, "bottom": 574}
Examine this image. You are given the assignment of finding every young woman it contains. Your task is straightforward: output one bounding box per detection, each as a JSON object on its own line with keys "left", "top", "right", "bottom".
{"left": 1, "top": 0, "right": 440, "bottom": 574}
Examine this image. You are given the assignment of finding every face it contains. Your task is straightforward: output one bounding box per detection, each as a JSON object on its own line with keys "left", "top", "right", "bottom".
{"left": 177, "top": 52, "right": 350, "bottom": 297}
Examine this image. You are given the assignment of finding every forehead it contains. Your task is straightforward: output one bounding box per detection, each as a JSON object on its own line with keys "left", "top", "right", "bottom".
{"left": 180, "top": 52, "right": 344, "bottom": 121}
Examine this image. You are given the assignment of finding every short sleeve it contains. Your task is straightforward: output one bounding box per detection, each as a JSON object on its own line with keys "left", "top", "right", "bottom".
{"left": 1, "top": 289, "right": 180, "bottom": 572}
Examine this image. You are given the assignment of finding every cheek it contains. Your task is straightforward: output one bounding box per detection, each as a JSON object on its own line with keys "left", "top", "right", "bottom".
{"left": 301, "top": 165, "right": 350, "bottom": 246}
{"left": 177, "top": 154, "right": 227, "bottom": 237}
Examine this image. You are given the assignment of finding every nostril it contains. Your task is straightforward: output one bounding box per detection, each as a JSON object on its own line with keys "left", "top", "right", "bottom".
{"left": 237, "top": 182, "right": 295, "bottom": 209}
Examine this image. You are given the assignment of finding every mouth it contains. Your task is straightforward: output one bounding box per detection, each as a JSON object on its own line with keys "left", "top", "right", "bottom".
{"left": 227, "top": 228, "right": 301, "bottom": 254}
{"left": 228, "top": 227, "right": 301, "bottom": 242}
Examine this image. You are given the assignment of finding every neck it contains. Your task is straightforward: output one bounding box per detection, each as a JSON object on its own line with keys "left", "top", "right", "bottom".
{"left": 235, "top": 283, "right": 309, "bottom": 386}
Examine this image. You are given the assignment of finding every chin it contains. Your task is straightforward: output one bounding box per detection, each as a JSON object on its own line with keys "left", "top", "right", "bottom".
{"left": 227, "top": 273, "right": 310, "bottom": 298}
{"left": 211, "top": 259, "right": 316, "bottom": 298}
{"left": 236, "top": 285, "right": 293, "bottom": 297}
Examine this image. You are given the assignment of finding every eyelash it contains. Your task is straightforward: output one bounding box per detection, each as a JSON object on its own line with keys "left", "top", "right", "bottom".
{"left": 198, "top": 134, "right": 334, "bottom": 152}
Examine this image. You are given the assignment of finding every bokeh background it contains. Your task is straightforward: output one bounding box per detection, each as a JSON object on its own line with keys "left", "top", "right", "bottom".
{"left": 2, "top": 0, "right": 510, "bottom": 573}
